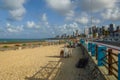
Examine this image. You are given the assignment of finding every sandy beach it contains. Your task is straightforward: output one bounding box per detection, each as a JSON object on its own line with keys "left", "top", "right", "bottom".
{"left": 0, "top": 44, "right": 64, "bottom": 80}
{"left": 0, "top": 43, "right": 94, "bottom": 80}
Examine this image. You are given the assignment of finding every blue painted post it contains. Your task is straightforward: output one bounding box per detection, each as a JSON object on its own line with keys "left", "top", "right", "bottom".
{"left": 88, "top": 43, "right": 91, "bottom": 52}
{"left": 91, "top": 43, "right": 96, "bottom": 56}
{"left": 80, "top": 39, "right": 82, "bottom": 44}
{"left": 98, "top": 46, "right": 107, "bottom": 66}
{"left": 118, "top": 53, "right": 120, "bottom": 80}
{"left": 80, "top": 39, "right": 85, "bottom": 46}
{"left": 82, "top": 40, "right": 85, "bottom": 46}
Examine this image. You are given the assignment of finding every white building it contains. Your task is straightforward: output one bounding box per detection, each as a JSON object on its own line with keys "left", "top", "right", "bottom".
{"left": 104, "top": 25, "right": 109, "bottom": 31}
{"left": 84, "top": 28, "right": 89, "bottom": 36}
{"left": 114, "top": 31, "right": 120, "bottom": 41}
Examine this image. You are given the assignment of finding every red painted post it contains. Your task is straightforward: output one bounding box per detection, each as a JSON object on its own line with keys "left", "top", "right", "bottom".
{"left": 96, "top": 45, "right": 98, "bottom": 60}
{"left": 108, "top": 48, "right": 113, "bottom": 75}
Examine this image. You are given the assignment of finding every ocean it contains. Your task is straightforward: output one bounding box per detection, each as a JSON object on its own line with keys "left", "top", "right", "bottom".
{"left": 0, "top": 38, "right": 60, "bottom": 43}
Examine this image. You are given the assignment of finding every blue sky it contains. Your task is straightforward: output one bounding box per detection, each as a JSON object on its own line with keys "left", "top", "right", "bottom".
{"left": 0, "top": 0, "right": 120, "bottom": 39}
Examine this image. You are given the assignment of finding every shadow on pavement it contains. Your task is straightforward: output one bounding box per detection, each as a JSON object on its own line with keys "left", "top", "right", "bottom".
{"left": 25, "top": 58, "right": 63, "bottom": 80}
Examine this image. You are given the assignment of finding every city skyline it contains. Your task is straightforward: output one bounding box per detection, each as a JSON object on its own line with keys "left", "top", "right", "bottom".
{"left": 0, "top": 0, "right": 120, "bottom": 39}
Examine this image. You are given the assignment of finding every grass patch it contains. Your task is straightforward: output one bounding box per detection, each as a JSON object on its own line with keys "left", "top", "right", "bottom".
{"left": 2, "top": 45, "right": 9, "bottom": 48}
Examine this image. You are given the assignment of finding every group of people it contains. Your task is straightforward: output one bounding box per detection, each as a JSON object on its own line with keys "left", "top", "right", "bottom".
{"left": 60, "top": 39, "right": 79, "bottom": 58}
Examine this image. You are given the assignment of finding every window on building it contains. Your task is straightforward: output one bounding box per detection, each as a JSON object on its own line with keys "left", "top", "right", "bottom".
{"left": 116, "top": 33, "right": 119, "bottom": 37}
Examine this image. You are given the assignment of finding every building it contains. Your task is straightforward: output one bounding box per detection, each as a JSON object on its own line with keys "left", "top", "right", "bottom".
{"left": 116, "top": 26, "right": 120, "bottom": 32}
{"left": 88, "top": 27, "right": 93, "bottom": 38}
{"left": 84, "top": 28, "right": 89, "bottom": 38}
{"left": 73, "top": 32, "right": 75, "bottom": 37}
{"left": 84, "top": 28, "right": 89, "bottom": 35}
{"left": 109, "top": 24, "right": 116, "bottom": 37}
{"left": 92, "top": 26, "right": 97, "bottom": 34}
{"left": 75, "top": 30, "right": 79, "bottom": 37}
{"left": 113, "top": 26, "right": 120, "bottom": 41}
{"left": 96, "top": 27, "right": 102, "bottom": 38}
{"left": 114, "top": 31, "right": 120, "bottom": 41}
{"left": 104, "top": 25, "right": 109, "bottom": 31}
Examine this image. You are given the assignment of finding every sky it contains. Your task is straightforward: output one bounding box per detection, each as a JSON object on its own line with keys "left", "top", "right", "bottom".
{"left": 0, "top": 0, "right": 120, "bottom": 39}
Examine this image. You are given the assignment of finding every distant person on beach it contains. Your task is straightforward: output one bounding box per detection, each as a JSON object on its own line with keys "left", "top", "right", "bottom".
{"left": 85, "top": 39, "right": 88, "bottom": 50}
{"left": 68, "top": 40, "right": 73, "bottom": 48}
{"left": 64, "top": 44, "right": 69, "bottom": 58}
{"left": 74, "top": 40, "right": 78, "bottom": 48}
{"left": 67, "top": 40, "right": 73, "bottom": 56}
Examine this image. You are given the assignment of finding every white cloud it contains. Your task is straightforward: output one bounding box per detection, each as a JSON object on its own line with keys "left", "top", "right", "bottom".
{"left": 42, "top": 13, "right": 47, "bottom": 22}
{"left": 2, "top": 0, "right": 26, "bottom": 20}
{"left": 77, "top": 0, "right": 116, "bottom": 12}
{"left": 26, "top": 21, "right": 41, "bottom": 29}
{"left": 9, "top": 7, "right": 26, "bottom": 20}
{"left": 65, "top": 10, "right": 75, "bottom": 20}
{"left": 46, "top": 0, "right": 74, "bottom": 16}
{"left": 27, "top": 21, "right": 36, "bottom": 28}
{"left": 6, "top": 23, "right": 24, "bottom": 32}
{"left": 53, "top": 22, "right": 81, "bottom": 35}
{"left": 75, "top": 17, "right": 89, "bottom": 25}
{"left": 101, "top": 7, "right": 120, "bottom": 21}
{"left": 3, "top": 0, "right": 26, "bottom": 9}
{"left": 46, "top": 0, "right": 75, "bottom": 22}
{"left": 75, "top": 13, "right": 89, "bottom": 25}
{"left": 42, "top": 13, "right": 49, "bottom": 27}
{"left": 46, "top": 0, "right": 72, "bottom": 13}
{"left": 92, "top": 18, "right": 101, "bottom": 24}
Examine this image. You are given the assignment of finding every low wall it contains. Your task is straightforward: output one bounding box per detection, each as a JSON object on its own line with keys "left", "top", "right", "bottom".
{"left": 79, "top": 44, "right": 106, "bottom": 80}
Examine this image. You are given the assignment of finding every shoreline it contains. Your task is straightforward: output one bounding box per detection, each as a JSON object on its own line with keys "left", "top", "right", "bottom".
{"left": 0, "top": 40, "right": 65, "bottom": 51}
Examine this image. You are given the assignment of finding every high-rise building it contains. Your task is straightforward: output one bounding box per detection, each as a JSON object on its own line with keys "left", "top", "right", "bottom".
{"left": 102, "top": 26, "right": 105, "bottom": 35}
{"left": 89, "top": 27, "right": 92, "bottom": 34}
{"left": 75, "top": 30, "right": 79, "bottom": 37}
{"left": 92, "top": 26, "right": 97, "bottom": 33}
{"left": 104, "top": 25, "right": 109, "bottom": 31}
{"left": 96, "top": 27, "right": 101, "bottom": 37}
{"left": 84, "top": 28, "right": 88, "bottom": 35}
{"left": 84, "top": 28, "right": 89, "bottom": 37}
{"left": 73, "top": 32, "right": 75, "bottom": 37}
{"left": 109, "top": 24, "right": 115, "bottom": 32}
{"left": 88, "top": 27, "right": 93, "bottom": 38}
{"left": 109, "top": 24, "right": 115, "bottom": 37}
{"left": 116, "top": 26, "right": 120, "bottom": 32}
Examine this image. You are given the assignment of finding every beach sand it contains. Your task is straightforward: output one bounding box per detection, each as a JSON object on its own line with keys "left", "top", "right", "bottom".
{"left": 0, "top": 44, "right": 83, "bottom": 80}
{"left": 0, "top": 45, "right": 64, "bottom": 80}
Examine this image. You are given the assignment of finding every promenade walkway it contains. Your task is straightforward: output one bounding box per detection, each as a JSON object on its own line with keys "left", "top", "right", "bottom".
{"left": 54, "top": 46, "right": 105, "bottom": 80}
{"left": 54, "top": 47, "right": 86, "bottom": 80}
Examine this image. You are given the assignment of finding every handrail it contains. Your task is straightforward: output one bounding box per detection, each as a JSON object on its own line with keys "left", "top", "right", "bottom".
{"left": 102, "top": 49, "right": 118, "bottom": 56}
{"left": 93, "top": 42, "right": 120, "bottom": 51}
{"left": 85, "top": 41, "right": 119, "bottom": 80}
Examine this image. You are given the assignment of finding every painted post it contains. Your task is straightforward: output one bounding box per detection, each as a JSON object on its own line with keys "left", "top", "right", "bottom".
{"left": 118, "top": 53, "right": 120, "bottom": 80}
{"left": 80, "top": 39, "right": 82, "bottom": 44}
{"left": 91, "top": 43, "right": 96, "bottom": 56}
{"left": 80, "top": 39, "right": 85, "bottom": 46}
{"left": 108, "top": 49, "right": 113, "bottom": 75}
{"left": 98, "top": 46, "right": 107, "bottom": 66}
{"left": 95, "top": 45, "right": 98, "bottom": 60}
{"left": 88, "top": 43, "right": 91, "bottom": 52}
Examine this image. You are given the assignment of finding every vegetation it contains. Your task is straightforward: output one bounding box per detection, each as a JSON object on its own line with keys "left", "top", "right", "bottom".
{"left": 93, "top": 33, "right": 97, "bottom": 38}
{"left": 22, "top": 43, "right": 27, "bottom": 46}
{"left": 2, "top": 45, "right": 9, "bottom": 48}
{"left": 104, "top": 30, "right": 110, "bottom": 37}
{"left": 15, "top": 44, "right": 21, "bottom": 47}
